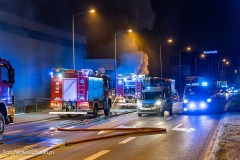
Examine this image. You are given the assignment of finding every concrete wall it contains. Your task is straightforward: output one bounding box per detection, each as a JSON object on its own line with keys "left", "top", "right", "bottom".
{"left": 0, "top": 11, "right": 86, "bottom": 100}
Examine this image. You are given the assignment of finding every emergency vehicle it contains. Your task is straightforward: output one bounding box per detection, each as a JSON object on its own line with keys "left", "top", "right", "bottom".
{"left": 0, "top": 58, "right": 15, "bottom": 137}
{"left": 137, "top": 77, "right": 175, "bottom": 117}
{"left": 182, "top": 82, "right": 212, "bottom": 113}
{"left": 49, "top": 68, "right": 112, "bottom": 118}
{"left": 116, "top": 74, "right": 145, "bottom": 102}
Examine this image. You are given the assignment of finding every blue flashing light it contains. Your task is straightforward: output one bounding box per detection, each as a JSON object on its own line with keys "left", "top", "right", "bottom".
{"left": 183, "top": 108, "right": 188, "bottom": 111}
{"left": 202, "top": 82, "right": 208, "bottom": 86}
{"left": 183, "top": 99, "right": 188, "bottom": 103}
{"left": 118, "top": 80, "right": 123, "bottom": 84}
{"left": 50, "top": 72, "right": 53, "bottom": 76}
{"left": 207, "top": 98, "right": 211, "bottom": 103}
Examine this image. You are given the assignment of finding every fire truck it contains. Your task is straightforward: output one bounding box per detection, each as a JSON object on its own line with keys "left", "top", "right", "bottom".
{"left": 116, "top": 74, "right": 145, "bottom": 102}
{"left": 49, "top": 68, "right": 112, "bottom": 118}
{"left": 0, "top": 58, "right": 15, "bottom": 137}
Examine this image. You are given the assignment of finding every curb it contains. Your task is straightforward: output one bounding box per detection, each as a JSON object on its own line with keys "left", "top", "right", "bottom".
{"left": 205, "top": 113, "right": 227, "bottom": 160}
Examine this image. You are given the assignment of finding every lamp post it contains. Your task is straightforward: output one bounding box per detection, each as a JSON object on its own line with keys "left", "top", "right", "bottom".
{"left": 114, "top": 29, "right": 132, "bottom": 94}
{"left": 218, "top": 59, "right": 230, "bottom": 80}
{"left": 178, "top": 47, "right": 191, "bottom": 95}
{"left": 159, "top": 39, "right": 172, "bottom": 78}
{"left": 195, "top": 53, "right": 206, "bottom": 75}
{"left": 72, "top": 9, "right": 95, "bottom": 70}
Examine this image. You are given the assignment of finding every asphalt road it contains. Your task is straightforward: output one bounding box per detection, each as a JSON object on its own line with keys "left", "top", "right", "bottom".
{"left": 0, "top": 101, "right": 226, "bottom": 160}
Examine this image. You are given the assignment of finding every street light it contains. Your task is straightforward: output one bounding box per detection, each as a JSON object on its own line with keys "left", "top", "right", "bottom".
{"left": 178, "top": 47, "right": 191, "bottom": 94}
{"left": 195, "top": 53, "right": 206, "bottom": 75}
{"left": 72, "top": 9, "right": 95, "bottom": 70}
{"left": 218, "top": 59, "right": 230, "bottom": 80}
{"left": 159, "top": 39, "right": 173, "bottom": 78}
{"left": 114, "top": 29, "right": 132, "bottom": 95}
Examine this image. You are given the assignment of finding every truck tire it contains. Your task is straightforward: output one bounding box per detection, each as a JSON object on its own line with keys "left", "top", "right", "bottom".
{"left": 138, "top": 113, "right": 142, "bottom": 117}
{"left": 0, "top": 113, "right": 5, "bottom": 139}
{"left": 93, "top": 104, "right": 98, "bottom": 118}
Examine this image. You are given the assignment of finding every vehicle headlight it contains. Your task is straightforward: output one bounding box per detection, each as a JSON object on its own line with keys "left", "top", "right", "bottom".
{"left": 207, "top": 98, "right": 211, "bottom": 103}
{"left": 137, "top": 101, "right": 142, "bottom": 106}
{"left": 183, "top": 99, "right": 188, "bottom": 103}
{"left": 155, "top": 100, "right": 161, "bottom": 105}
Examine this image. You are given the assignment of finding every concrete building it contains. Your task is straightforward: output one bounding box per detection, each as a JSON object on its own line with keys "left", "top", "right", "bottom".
{"left": 0, "top": 11, "right": 86, "bottom": 101}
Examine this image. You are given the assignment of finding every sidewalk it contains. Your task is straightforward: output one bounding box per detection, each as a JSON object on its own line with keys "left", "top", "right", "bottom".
{"left": 209, "top": 94, "right": 240, "bottom": 160}
{"left": 14, "top": 111, "right": 58, "bottom": 124}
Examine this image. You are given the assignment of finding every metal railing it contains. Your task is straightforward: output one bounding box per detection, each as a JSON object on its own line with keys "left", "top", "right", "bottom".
{"left": 14, "top": 98, "right": 51, "bottom": 113}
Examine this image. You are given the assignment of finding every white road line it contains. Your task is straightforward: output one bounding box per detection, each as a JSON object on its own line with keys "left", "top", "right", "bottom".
{"left": 118, "top": 137, "right": 136, "bottom": 144}
{"left": 84, "top": 150, "right": 110, "bottom": 160}
{"left": 4, "top": 130, "right": 23, "bottom": 135}
{"left": 6, "top": 119, "right": 57, "bottom": 128}
{"left": 166, "top": 117, "right": 172, "bottom": 121}
{"left": 24, "top": 142, "right": 45, "bottom": 148}
{"left": 155, "top": 122, "right": 165, "bottom": 126}
{"left": 36, "top": 124, "right": 51, "bottom": 128}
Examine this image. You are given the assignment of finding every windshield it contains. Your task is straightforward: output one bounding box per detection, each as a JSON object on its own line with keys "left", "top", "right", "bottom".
{"left": 184, "top": 86, "right": 210, "bottom": 98}
{"left": 142, "top": 92, "right": 163, "bottom": 100}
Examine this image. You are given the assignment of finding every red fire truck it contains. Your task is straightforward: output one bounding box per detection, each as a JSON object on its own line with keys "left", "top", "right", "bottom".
{"left": 49, "top": 68, "right": 112, "bottom": 118}
{"left": 0, "top": 58, "right": 15, "bottom": 137}
{"left": 116, "top": 74, "right": 145, "bottom": 103}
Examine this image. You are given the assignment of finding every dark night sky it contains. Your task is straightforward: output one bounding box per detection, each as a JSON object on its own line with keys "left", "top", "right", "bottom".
{"left": 1, "top": 0, "right": 239, "bottom": 76}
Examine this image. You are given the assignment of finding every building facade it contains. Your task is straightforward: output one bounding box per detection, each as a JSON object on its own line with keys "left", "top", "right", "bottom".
{"left": 0, "top": 11, "right": 86, "bottom": 101}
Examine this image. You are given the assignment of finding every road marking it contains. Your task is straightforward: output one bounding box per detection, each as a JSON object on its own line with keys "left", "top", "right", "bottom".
{"left": 24, "top": 141, "right": 45, "bottom": 148}
{"left": 36, "top": 124, "right": 51, "bottom": 128}
{"left": 172, "top": 124, "right": 196, "bottom": 132}
{"left": 118, "top": 137, "right": 136, "bottom": 144}
{"left": 84, "top": 150, "right": 110, "bottom": 160}
{"left": 5, "top": 130, "right": 23, "bottom": 135}
{"left": 6, "top": 118, "right": 58, "bottom": 128}
{"left": 155, "top": 122, "right": 165, "bottom": 126}
{"left": 166, "top": 117, "right": 172, "bottom": 121}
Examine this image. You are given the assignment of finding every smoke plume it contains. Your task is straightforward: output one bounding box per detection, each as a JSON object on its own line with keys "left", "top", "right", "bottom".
{"left": 117, "top": 35, "right": 149, "bottom": 75}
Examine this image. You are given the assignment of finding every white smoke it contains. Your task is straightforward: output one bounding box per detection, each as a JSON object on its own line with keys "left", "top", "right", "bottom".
{"left": 117, "top": 34, "right": 149, "bottom": 75}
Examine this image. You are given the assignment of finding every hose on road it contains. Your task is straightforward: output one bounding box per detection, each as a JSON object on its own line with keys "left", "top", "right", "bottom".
{"left": 20, "top": 127, "right": 166, "bottom": 159}
{"left": 58, "top": 127, "right": 167, "bottom": 146}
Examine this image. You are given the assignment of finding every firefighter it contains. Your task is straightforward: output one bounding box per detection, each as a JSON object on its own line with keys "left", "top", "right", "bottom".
{"left": 162, "top": 89, "right": 173, "bottom": 116}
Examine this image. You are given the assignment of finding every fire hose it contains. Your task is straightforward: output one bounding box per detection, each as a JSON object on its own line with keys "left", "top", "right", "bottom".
{"left": 20, "top": 127, "right": 166, "bottom": 160}
{"left": 58, "top": 127, "right": 167, "bottom": 145}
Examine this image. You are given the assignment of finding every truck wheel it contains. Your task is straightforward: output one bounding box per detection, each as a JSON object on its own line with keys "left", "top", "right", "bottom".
{"left": 59, "top": 115, "right": 66, "bottom": 119}
{"left": 104, "top": 108, "right": 110, "bottom": 116}
{"left": 93, "top": 104, "right": 98, "bottom": 118}
{"left": 0, "top": 113, "right": 5, "bottom": 139}
{"left": 138, "top": 113, "right": 142, "bottom": 117}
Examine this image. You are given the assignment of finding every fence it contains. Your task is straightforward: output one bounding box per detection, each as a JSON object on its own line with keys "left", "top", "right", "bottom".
{"left": 14, "top": 98, "right": 51, "bottom": 113}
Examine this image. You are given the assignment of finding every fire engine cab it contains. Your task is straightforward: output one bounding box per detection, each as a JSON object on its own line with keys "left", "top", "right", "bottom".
{"left": 49, "top": 68, "right": 112, "bottom": 118}
{"left": 0, "top": 58, "right": 15, "bottom": 138}
{"left": 116, "top": 74, "right": 145, "bottom": 102}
